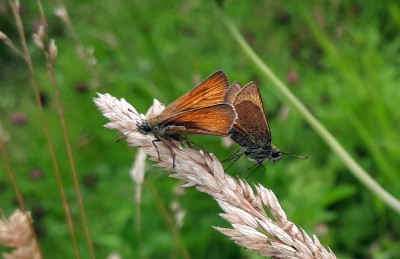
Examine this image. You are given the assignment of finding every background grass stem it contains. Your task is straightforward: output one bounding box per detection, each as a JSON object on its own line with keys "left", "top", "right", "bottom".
{"left": 216, "top": 6, "right": 400, "bottom": 214}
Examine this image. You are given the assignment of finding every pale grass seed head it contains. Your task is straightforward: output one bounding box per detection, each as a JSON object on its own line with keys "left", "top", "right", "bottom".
{"left": 32, "top": 30, "right": 44, "bottom": 50}
{"left": 13, "top": 0, "right": 20, "bottom": 10}
{"left": 0, "top": 31, "right": 8, "bottom": 40}
{"left": 130, "top": 148, "right": 147, "bottom": 220}
{"left": 0, "top": 210, "right": 32, "bottom": 247}
{"left": 49, "top": 39, "right": 58, "bottom": 62}
{"left": 0, "top": 122, "right": 10, "bottom": 142}
{"left": 0, "top": 210, "right": 40, "bottom": 259}
{"left": 170, "top": 183, "right": 186, "bottom": 228}
{"left": 54, "top": 5, "right": 68, "bottom": 23}
{"left": 3, "top": 241, "right": 40, "bottom": 259}
{"left": 93, "top": 93, "right": 336, "bottom": 258}
{"left": 106, "top": 251, "right": 122, "bottom": 259}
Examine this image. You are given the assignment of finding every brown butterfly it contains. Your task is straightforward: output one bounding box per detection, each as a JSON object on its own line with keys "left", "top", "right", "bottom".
{"left": 224, "top": 81, "right": 306, "bottom": 170}
{"left": 136, "top": 71, "right": 236, "bottom": 166}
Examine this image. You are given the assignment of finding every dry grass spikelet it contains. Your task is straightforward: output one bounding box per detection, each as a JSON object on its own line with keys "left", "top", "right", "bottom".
{"left": 0, "top": 209, "right": 40, "bottom": 259}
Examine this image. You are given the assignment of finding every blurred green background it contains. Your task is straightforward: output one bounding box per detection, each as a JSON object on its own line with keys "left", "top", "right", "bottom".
{"left": 1, "top": 0, "right": 400, "bottom": 258}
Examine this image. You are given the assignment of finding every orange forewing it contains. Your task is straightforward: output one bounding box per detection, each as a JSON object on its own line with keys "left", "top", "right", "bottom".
{"left": 154, "top": 71, "right": 230, "bottom": 122}
{"left": 144, "top": 70, "right": 235, "bottom": 139}
{"left": 159, "top": 104, "right": 235, "bottom": 136}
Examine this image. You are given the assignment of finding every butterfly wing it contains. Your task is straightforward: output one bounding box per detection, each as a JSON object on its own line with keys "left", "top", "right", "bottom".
{"left": 155, "top": 71, "right": 230, "bottom": 122}
{"left": 230, "top": 82, "right": 271, "bottom": 145}
{"left": 224, "top": 82, "right": 242, "bottom": 104}
{"left": 159, "top": 104, "right": 235, "bottom": 136}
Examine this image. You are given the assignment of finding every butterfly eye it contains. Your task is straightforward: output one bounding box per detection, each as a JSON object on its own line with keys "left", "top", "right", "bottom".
{"left": 137, "top": 121, "right": 152, "bottom": 133}
{"left": 270, "top": 148, "right": 282, "bottom": 162}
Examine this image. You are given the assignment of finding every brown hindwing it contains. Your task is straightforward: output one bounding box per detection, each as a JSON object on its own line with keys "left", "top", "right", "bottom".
{"left": 224, "top": 82, "right": 242, "bottom": 104}
{"left": 229, "top": 82, "right": 271, "bottom": 145}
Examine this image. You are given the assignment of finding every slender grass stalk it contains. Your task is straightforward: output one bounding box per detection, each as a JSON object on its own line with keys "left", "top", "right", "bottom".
{"left": 302, "top": 14, "right": 399, "bottom": 182}
{"left": 43, "top": 39, "right": 96, "bottom": 259}
{"left": 19, "top": 1, "right": 97, "bottom": 257}
{"left": 0, "top": 129, "right": 27, "bottom": 225}
{"left": 0, "top": 135, "right": 42, "bottom": 258}
{"left": 215, "top": 6, "right": 400, "bottom": 213}
{"left": 6, "top": 0, "right": 80, "bottom": 257}
{"left": 130, "top": 150, "right": 146, "bottom": 234}
{"left": 129, "top": 101, "right": 190, "bottom": 258}
{"left": 146, "top": 180, "right": 191, "bottom": 259}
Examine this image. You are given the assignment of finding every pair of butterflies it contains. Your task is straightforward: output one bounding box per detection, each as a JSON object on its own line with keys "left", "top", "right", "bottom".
{"left": 137, "top": 71, "right": 305, "bottom": 167}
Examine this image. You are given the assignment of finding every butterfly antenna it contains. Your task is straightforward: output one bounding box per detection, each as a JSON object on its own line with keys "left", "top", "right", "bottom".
{"left": 116, "top": 108, "right": 145, "bottom": 142}
{"left": 128, "top": 108, "right": 142, "bottom": 117}
{"left": 281, "top": 151, "right": 308, "bottom": 159}
{"left": 116, "top": 130, "right": 135, "bottom": 142}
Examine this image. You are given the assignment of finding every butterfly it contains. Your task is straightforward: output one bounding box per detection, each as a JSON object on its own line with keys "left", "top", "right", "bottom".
{"left": 136, "top": 71, "right": 237, "bottom": 166}
{"left": 224, "top": 81, "right": 306, "bottom": 172}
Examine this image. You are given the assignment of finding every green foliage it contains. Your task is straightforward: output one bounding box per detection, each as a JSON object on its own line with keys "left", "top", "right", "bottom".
{"left": 1, "top": 0, "right": 399, "bottom": 258}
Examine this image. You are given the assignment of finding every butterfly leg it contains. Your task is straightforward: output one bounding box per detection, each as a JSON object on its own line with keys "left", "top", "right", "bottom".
{"left": 169, "top": 145, "right": 177, "bottom": 168}
{"left": 223, "top": 150, "right": 245, "bottom": 172}
{"left": 151, "top": 138, "right": 162, "bottom": 161}
{"left": 221, "top": 149, "right": 243, "bottom": 162}
{"left": 237, "top": 161, "right": 262, "bottom": 179}
{"left": 163, "top": 142, "right": 177, "bottom": 168}
{"left": 183, "top": 139, "right": 202, "bottom": 150}
{"left": 152, "top": 138, "right": 177, "bottom": 168}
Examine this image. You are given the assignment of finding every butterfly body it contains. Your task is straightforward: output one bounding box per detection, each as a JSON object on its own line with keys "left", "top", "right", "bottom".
{"left": 137, "top": 119, "right": 187, "bottom": 141}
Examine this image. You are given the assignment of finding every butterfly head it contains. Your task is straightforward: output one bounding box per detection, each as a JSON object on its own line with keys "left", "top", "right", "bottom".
{"left": 137, "top": 120, "right": 153, "bottom": 134}
{"left": 270, "top": 146, "right": 283, "bottom": 162}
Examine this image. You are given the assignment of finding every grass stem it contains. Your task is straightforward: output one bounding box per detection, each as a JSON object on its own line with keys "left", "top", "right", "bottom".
{"left": 216, "top": 6, "right": 400, "bottom": 214}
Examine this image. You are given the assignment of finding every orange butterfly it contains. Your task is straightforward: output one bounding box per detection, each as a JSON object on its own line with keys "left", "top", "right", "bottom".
{"left": 137, "top": 71, "right": 236, "bottom": 166}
